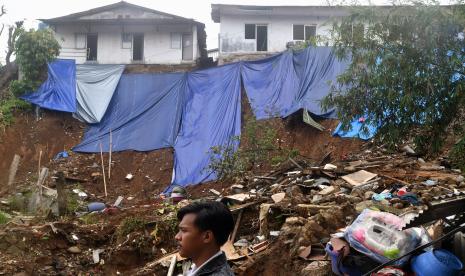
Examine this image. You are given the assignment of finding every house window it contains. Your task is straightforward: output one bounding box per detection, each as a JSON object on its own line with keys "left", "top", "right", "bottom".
{"left": 122, "top": 33, "right": 132, "bottom": 49}
{"left": 293, "top": 25, "right": 317, "bottom": 41}
{"left": 245, "top": 24, "right": 256, "bottom": 39}
{"left": 75, "top": 33, "right": 86, "bottom": 49}
{"left": 171, "top": 33, "right": 181, "bottom": 49}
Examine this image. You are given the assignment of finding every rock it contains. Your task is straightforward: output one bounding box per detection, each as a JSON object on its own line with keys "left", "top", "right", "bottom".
{"left": 67, "top": 246, "right": 81, "bottom": 254}
{"left": 364, "top": 191, "right": 375, "bottom": 200}
{"left": 418, "top": 158, "right": 426, "bottom": 164}
{"left": 311, "top": 195, "right": 323, "bottom": 203}
{"left": 318, "top": 186, "right": 335, "bottom": 196}
{"left": 6, "top": 245, "right": 22, "bottom": 256}
{"left": 456, "top": 175, "right": 465, "bottom": 183}
{"left": 301, "top": 261, "right": 332, "bottom": 276}
{"left": 91, "top": 172, "right": 102, "bottom": 178}
{"left": 271, "top": 192, "right": 286, "bottom": 203}
{"left": 402, "top": 145, "right": 416, "bottom": 155}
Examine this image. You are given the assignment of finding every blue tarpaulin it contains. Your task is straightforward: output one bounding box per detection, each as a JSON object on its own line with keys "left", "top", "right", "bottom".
{"left": 241, "top": 47, "right": 349, "bottom": 119}
{"left": 74, "top": 64, "right": 125, "bottom": 124}
{"left": 73, "top": 73, "right": 185, "bottom": 152}
{"left": 168, "top": 63, "right": 242, "bottom": 192}
{"left": 21, "top": 59, "right": 76, "bottom": 112}
{"left": 332, "top": 118, "right": 378, "bottom": 140}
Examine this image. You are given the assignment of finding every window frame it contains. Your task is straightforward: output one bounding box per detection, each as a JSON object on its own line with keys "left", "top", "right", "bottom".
{"left": 171, "top": 33, "right": 182, "bottom": 49}
{"left": 122, "top": 33, "right": 133, "bottom": 49}
{"left": 292, "top": 24, "right": 317, "bottom": 41}
{"left": 75, "top": 33, "right": 86, "bottom": 49}
{"left": 245, "top": 24, "right": 256, "bottom": 39}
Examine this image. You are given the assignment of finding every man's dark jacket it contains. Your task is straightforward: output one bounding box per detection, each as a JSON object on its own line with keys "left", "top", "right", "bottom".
{"left": 194, "top": 252, "right": 234, "bottom": 276}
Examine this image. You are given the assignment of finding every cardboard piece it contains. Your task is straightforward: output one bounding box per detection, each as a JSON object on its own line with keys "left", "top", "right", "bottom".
{"left": 342, "top": 170, "right": 377, "bottom": 186}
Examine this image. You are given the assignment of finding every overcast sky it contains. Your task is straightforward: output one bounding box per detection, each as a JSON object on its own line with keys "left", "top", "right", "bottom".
{"left": 0, "top": 0, "right": 457, "bottom": 61}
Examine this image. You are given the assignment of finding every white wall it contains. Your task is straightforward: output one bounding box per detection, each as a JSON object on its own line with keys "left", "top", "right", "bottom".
{"left": 53, "top": 23, "right": 196, "bottom": 64}
{"left": 219, "top": 13, "right": 333, "bottom": 53}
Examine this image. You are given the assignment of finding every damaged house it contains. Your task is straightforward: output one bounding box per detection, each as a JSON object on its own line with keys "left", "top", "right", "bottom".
{"left": 211, "top": 4, "right": 348, "bottom": 56}
{"left": 40, "top": 1, "right": 207, "bottom": 64}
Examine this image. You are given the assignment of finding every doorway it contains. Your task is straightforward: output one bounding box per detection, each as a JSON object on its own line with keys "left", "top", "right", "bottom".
{"left": 132, "top": 34, "right": 144, "bottom": 61}
{"left": 182, "top": 33, "right": 193, "bottom": 61}
{"left": 256, "top": 25, "right": 268, "bottom": 52}
{"left": 86, "top": 34, "right": 98, "bottom": 61}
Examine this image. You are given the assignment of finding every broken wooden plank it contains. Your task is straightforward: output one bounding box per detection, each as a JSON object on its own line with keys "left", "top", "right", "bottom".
{"left": 56, "top": 172, "right": 68, "bottom": 216}
{"left": 7, "top": 154, "right": 20, "bottom": 186}
{"left": 36, "top": 167, "right": 49, "bottom": 197}
{"left": 289, "top": 157, "right": 304, "bottom": 170}
{"left": 379, "top": 173, "right": 411, "bottom": 186}
{"left": 230, "top": 209, "right": 244, "bottom": 242}
{"left": 64, "top": 175, "right": 89, "bottom": 183}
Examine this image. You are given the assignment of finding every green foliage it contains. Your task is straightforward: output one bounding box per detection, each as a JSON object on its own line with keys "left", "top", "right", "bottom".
{"left": 14, "top": 28, "right": 60, "bottom": 95}
{"left": 79, "top": 213, "right": 99, "bottom": 225}
{"left": 117, "top": 217, "right": 146, "bottom": 237}
{"left": 9, "top": 79, "right": 36, "bottom": 97}
{"left": 242, "top": 115, "right": 278, "bottom": 166}
{"left": 0, "top": 211, "right": 9, "bottom": 224}
{"left": 0, "top": 96, "right": 30, "bottom": 129}
{"left": 321, "top": 2, "right": 465, "bottom": 153}
{"left": 207, "top": 136, "right": 244, "bottom": 180}
{"left": 450, "top": 138, "right": 465, "bottom": 172}
{"left": 207, "top": 115, "right": 301, "bottom": 180}
{"left": 66, "top": 192, "right": 80, "bottom": 213}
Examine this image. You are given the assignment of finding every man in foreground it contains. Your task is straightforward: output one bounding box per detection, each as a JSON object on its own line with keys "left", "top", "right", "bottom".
{"left": 175, "top": 201, "right": 235, "bottom": 276}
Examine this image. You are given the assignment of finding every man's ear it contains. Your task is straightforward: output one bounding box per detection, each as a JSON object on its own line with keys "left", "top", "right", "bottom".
{"left": 201, "top": 230, "right": 215, "bottom": 244}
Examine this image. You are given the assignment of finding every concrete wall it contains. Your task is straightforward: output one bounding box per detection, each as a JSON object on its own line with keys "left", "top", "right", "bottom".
{"left": 219, "top": 13, "right": 333, "bottom": 54}
{"left": 53, "top": 23, "right": 196, "bottom": 64}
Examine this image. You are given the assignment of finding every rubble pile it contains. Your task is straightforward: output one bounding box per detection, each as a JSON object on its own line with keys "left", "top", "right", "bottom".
{"left": 1, "top": 138, "right": 465, "bottom": 275}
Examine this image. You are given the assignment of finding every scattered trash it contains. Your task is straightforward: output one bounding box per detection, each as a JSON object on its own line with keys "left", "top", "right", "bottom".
{"left": 67, "top": 246, "right": 81, "bottom": 254}
{"left": 249, "top": 240, "right": 269, "bottom": 253}
{"left": 411, "top": 249, "right": 463, "bottom": 276}
{"left": 209, "top": 189, "right": 221, "bottom": 196}
{"left": 54, "top": 151, "right": 69, "bottom": 160}
{"left": 113, "top": 196, "right": 124, "bottom": 207}
{"left": 323, "top": 163, "right": 337, "bottom": 171}
{"left": 125, "top": 173, "right": 134, "bottom": 180}
{"left": 92, "top": 249, "right": 104, "bottom": 264}
{"left": 423, "top": 179, "right": 438, "bottom": 186}
{"left": 345, "top": 209, "right": 421, "bottom": 265}
{"left": 87, "top": 202, "right": 106, "bottom": 212}
{"left": 170, "top": 186, "right": 187, "bottom": 203}
{"left": 72, "top": 189, "right": 88, "bottom": 198}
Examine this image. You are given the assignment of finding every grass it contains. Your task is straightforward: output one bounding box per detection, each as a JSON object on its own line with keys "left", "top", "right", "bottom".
{"left": 0, "top": 211, "right": 10, "bottom": 224}
{"left": 0, "top": 96, "right": 30, "bottom": 129}
{"left": 117, "top": 217, "right": 146, "bottom": 238}
{"left": 79, "top": 213, "right": 99, "bottom": 225}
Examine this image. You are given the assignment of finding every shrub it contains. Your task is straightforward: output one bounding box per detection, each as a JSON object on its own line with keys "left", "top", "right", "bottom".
{"left": 322, "top": 3, "right": 465, "bottom": 153}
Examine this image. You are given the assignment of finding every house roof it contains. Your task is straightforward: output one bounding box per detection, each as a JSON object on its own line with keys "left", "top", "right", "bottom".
{"left": 210, "top": 4, "right": 455, "bottom": 23}
{"left": 211, "top": 4, "right": 353, "bottom": 22}
{"left": 41, "top": 1, "right": 203, "bottom": 25}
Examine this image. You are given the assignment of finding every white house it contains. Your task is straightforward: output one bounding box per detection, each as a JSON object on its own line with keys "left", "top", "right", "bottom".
{"left": 40, "top": 1, "right": 207, "bottom": 64}
{"left": 211, "top": 4, "right": 349, "bottom": 55}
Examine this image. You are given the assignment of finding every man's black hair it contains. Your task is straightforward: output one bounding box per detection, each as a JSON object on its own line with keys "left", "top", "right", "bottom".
{"left": 177, "top": 201, "right": 234, "bottom": 246}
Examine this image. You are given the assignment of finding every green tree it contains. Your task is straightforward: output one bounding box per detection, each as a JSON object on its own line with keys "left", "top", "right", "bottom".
{"left": 10, "top": 28, "right": 60, "bottom": 96}
{"left": 322, "top": 1, "right": 465, "bottom": 153}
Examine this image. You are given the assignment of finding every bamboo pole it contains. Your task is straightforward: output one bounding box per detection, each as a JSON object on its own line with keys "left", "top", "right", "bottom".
{"left": 108, "top": 129, "right": 112, "bottom": 180}
{"left": 38, "top": 150, "right": 42, "bottom": 176}
{"left": 99, "top": 143, "right": 108, "bottom": 197}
